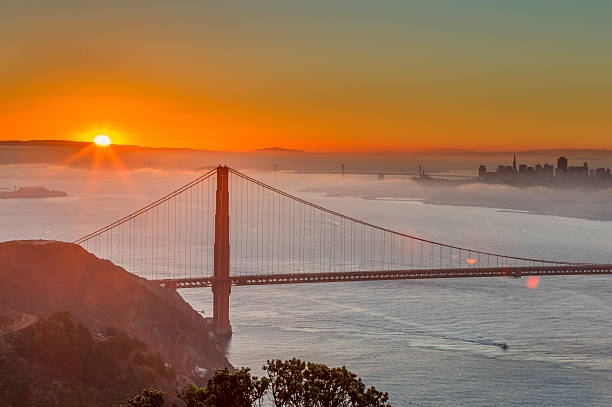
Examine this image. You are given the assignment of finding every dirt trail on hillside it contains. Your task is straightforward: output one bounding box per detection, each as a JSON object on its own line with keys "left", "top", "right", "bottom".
{"left": 0, "top": 305, "right": 39, "bottom": 334}
{"left": 10, "top": 311, "right": 39, "bottom": 332}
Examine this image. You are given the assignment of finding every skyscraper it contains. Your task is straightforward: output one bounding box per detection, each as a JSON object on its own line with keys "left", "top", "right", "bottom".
{"left": 556, "top": 156, "right": 568, "bottom": 176}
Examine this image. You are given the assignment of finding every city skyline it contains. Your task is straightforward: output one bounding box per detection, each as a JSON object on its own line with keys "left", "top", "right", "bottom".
{"left": 478, "top": 153, "right": 612, "bottom": 184}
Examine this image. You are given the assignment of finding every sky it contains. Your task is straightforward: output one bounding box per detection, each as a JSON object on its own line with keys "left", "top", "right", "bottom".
{"left": 1, "top": 1, "right": 612, "bottom": 152}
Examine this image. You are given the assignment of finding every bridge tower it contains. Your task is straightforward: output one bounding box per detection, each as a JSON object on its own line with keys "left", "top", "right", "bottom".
{"left": 213, "top": 166, "right": 232, "bottom": 336}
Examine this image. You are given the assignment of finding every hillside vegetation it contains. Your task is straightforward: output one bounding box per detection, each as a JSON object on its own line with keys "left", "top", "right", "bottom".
{"left": 1, "top": 311, "right": 176, "bottom": 406}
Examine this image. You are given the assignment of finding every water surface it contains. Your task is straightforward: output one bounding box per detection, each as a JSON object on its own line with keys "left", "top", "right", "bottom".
{"left": 1, "top": 167, "right": 610, "bottom": 406}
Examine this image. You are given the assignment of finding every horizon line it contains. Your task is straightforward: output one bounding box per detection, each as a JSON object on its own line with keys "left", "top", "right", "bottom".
{"left": 2, "top": 139, "right": 612, "bottom": 155}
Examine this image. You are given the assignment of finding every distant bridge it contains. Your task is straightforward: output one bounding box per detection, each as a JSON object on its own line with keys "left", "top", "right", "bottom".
{"left": 74, "top": 166, "right": 612, "bottom": 335}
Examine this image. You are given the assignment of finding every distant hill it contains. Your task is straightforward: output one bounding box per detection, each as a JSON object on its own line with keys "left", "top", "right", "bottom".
{"left": 255, "top": 147, "right": 305, "bottom": 153}
{"left": 516, "top": 149, "right": 612, "bottom": 157}
{"left": 0, "top": 241, "right": 231, "bottom": 387}
{"left": 0, "top": 140, "right": 90, "bottom": 148}
{"left": 0, "top": 139, "right": 206, "bottom": 152}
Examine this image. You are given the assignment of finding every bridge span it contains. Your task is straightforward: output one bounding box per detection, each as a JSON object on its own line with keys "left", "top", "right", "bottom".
{"left": 74, "top": 166, "right": 612, "bottom": 335}
{"left": 159, "top": 264, "right": 612, "bottom": 289}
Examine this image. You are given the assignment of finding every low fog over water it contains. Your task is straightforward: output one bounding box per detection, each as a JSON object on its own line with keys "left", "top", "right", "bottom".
{"left": 303, "top": 175, "right": 612, "bottom": 221}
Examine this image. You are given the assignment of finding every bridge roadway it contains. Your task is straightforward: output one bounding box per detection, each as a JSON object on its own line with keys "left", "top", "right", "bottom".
{"left": 158, "top": 264, "right": 612, "bottom": 289}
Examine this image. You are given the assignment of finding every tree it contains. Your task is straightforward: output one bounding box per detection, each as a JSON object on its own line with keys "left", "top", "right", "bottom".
{"left": 264, "top": 358, "right": 390, "bottom": 407}
{"left": 264, "top": 358, "right": 307, "bottom": 407}
{"left": 30, "top": 311, "right": 94, "bottom": 378}
{"left": 179, "top": 368, "right": 269, "bottom": 407}
{"left": 120, "top": 388, "right": 166, "bottom": 407}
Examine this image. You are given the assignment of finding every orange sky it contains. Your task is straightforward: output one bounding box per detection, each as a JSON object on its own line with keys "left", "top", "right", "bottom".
{"left": 2, "top": 2, "right": 612, "bottom": 152}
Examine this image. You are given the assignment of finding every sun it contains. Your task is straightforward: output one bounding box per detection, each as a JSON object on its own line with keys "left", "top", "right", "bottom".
{"left": 93, "top": 135, "right": 112, "bottom": 146}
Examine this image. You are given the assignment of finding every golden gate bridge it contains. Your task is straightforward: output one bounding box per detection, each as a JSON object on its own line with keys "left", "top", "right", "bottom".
{"left": 73, "top": 166, "right": 612, "bottom": 335}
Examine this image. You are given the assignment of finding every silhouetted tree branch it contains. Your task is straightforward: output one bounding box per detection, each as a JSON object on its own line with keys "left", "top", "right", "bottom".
{"left": 124, "top": 359, "right": 390, "bottom": 406}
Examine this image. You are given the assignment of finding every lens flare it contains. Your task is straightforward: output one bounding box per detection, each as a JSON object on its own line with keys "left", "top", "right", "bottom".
{"left": 526, "top": 276, "right": 540, "bottom": 289}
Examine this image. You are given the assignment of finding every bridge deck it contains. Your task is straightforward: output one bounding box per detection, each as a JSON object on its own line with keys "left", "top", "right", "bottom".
{"left": 156, "top": 264, "right": 612, "bottom": 289}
